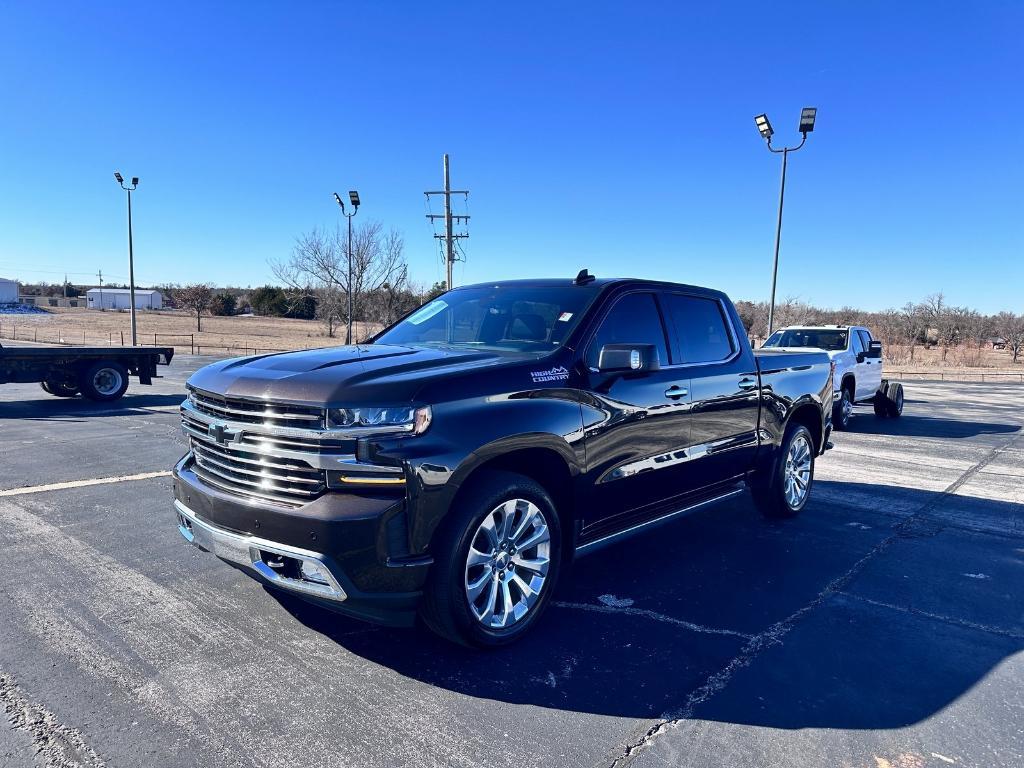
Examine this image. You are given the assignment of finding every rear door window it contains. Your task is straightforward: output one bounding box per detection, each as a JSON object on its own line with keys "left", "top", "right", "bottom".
{"left": 586, "top": 292, "right": 669, "bottom": 368}
{"left": 662, "top": 294, "right": 735, "bottom": 364}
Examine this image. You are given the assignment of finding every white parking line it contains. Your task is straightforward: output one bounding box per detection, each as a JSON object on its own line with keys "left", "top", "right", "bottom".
{"left": 0, "top": 470, "right": 171, "bottom": 497}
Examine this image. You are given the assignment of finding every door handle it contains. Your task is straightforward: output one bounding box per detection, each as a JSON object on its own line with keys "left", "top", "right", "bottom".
{"left": 738, "top": 378, "right": 758, "bottom": 391}
{"left": 664, "top": 385, "right": 688, "bottom": 400}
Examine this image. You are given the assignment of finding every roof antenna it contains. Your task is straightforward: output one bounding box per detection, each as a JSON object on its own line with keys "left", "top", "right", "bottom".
{"left": 575, "top": 268, "right": 596, "bottom": 285}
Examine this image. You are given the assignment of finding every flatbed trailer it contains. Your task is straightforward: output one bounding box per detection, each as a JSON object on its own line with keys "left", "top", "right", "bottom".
{"left": 0, "top": 342, "right": 174, "bottom": 402}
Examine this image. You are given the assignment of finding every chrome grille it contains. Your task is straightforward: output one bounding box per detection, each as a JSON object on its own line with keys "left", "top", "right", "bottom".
{"left": 189, "top": 436, "right": 326, "bottom": 507}
{"left": 187, "top": 387, "right": 324, "bottom": 428}
{"left": 181, "top": 411, "right": 351, "bottom": 456}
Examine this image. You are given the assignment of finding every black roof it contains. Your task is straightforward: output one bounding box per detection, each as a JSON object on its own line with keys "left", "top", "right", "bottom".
{"left": 455, "top": 276, "right": 727, "bottom": 300}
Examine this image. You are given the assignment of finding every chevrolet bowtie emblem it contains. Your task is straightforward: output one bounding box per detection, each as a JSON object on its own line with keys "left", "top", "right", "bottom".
{"left": 208, "top": 422, "right": 240, "bottom": 445}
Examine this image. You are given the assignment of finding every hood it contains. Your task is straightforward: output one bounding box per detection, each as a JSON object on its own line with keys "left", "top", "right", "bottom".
{"left": 186, "top": 344, "right": 525, "bottom": 406}
{"left": 759, "top": 345, "right": 840, "bottom": 358}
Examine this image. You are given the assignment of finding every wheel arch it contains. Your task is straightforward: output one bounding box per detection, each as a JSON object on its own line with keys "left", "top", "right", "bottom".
{"left": 840, "top": 372, "right": 856, "bottom": 395}
{"left": 440, "top": 438, "right": 580, "bottom": 562}
{"left": 786, "top": 400, "right": 826, "bottom": 455}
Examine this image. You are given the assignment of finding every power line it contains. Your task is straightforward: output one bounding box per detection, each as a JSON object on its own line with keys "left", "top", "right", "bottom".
{"left": 424, "top": 153, "right": 469, "bottom": 290}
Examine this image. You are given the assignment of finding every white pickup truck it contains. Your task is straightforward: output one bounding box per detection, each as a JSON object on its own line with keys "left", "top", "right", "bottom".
{"left": 762, "top": 325, "right": 904, "bottom": 430}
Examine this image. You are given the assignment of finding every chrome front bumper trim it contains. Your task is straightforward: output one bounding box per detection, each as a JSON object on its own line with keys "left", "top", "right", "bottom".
{"left": 174, "top": 499, "right": 347, "bottom": 602}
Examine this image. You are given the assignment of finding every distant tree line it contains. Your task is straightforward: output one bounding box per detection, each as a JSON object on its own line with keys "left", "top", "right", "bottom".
{"left": 735, "top": 292, "right": 1024, "bottom": 365}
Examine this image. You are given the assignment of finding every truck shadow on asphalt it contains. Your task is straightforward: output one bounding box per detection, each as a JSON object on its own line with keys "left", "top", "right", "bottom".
{"left": 0, "top": 393, "right": 185, "bottom": 420}
{"left": 271, "top": 480, "right": 1024, "bottom": 727}
{"left": 843, "top": 411, "right": 1020, "bottom": 439}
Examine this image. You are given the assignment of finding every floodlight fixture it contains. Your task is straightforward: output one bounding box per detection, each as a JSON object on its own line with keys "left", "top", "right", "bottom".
{"left": 333, "top": 192, "right": 344, "bottom": 211}
{"left": 348, "top": 190, "right": 360, "bottom": 208}
{"left": 754, "top": 113, "right": 774, "bottom": 140}
{"left": 131, "top": 176, "right": 139, "bottom": 187}
{"left": 799, "top": 107, "right": 817, "bottom": 134}
{"left": 114, "top": 171, "right": 124, "bottom": 183}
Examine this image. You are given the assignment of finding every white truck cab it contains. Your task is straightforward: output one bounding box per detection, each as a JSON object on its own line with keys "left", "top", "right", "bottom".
{"left": 762, "top": 325, "right": 903, "bottom": 429}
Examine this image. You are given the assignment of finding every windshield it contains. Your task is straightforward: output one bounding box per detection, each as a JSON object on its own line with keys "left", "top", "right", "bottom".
{"left": 763, "top": 328, "right": 849, "bottom": 351}
{"left": 374, "top": 285, "right": 597, "bottom": 354}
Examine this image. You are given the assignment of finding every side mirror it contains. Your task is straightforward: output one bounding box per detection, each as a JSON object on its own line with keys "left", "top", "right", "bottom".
{"left": 598, "top": 343, "right": 660, "bottom": 373}
{"left": 868, "top": 340, "right": 883, "bottom": 358}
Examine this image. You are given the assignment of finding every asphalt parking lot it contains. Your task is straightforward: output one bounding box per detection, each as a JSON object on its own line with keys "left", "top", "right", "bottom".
{"left": 2, "top": 354, "right": 1022, "bottom": 768}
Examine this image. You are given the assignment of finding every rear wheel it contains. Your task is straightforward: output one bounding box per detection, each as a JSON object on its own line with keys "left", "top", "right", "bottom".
{"left": 885, "top": 382, "right": 904, "bottom": 418}
{"left": 873, "top": 389, "right": 889, "bottom": 417}
{"left": 420, "top": 470, "right": 562, "bottom": 648}
{"left": 41, "top": 380, "right": 80, "bottom": 398}
{"left": 750, "top": 423, "right": 816, "bottom": 519}
{"left": 80, "top": 361, "right": 129, "bottom": 402}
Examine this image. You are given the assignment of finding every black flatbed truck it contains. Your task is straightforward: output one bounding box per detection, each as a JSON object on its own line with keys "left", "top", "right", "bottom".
{"left": 0, "top": 342, "right": 174, "bottom": 402}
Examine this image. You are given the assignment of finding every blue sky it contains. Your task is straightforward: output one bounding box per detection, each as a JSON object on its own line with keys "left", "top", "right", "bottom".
{"left": 0, "top": 2, "right": 1021, "bottom": 313}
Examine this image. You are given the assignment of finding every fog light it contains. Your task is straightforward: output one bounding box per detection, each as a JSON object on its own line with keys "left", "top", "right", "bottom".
{"left": 300, "top": 559, "right": 331, "bottom": 585}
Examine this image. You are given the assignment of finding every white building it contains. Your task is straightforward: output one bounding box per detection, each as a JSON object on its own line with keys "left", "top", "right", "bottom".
{"left": 86, "top": 288, "right": 163, "bottom": 310}
{"left": 0, "top": 278, "right": 19, "bottom": 303}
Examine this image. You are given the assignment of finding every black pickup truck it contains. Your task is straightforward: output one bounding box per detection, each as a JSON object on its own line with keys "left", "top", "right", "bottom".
{"left": 0, "top": 342, "right": 173, "bottom": 401}
{"left": 172, "top": 274, "right": 833, "bottom": 646}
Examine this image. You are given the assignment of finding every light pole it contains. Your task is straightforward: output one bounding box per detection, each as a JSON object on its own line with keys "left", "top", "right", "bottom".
{"left": 114, "top": 171, "right": 140, "bottom": 345}
{"left": 333, "top": 190, "right": 360, "bottom": 344}
{"left": 754, "top": 107, "right": 817, "bottom": 336}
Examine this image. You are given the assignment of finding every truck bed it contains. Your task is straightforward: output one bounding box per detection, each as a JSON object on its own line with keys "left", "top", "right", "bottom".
{"left": 0, "top": 344, "right": 173, "bottom": 364}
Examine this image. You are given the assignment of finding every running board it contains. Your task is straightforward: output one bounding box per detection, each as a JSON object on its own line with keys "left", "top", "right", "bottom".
{"left": 575, "top": 486, "right": 746, "bottom": 557}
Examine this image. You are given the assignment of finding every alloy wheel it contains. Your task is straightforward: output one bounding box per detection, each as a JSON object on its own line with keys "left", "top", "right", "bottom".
{"left": 464, "top": 498, "right": 551, "bottom": 629}
{"left": 783, "top": 434, "right": 813, "bottom": 509}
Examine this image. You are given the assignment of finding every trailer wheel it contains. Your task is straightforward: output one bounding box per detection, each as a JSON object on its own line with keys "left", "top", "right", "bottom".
{"left": 41, "top": 380, "right": 80, "bottom": 398}
{"left": 80, "top": 361, "right": 129, "bottom": 402}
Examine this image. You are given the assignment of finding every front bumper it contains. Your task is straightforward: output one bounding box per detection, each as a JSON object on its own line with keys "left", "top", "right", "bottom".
{"left": 174, "top": 498, "right": 348, "bottom": 603}
{"left": 172, "top": 455, "right": 429, "bottom": 626}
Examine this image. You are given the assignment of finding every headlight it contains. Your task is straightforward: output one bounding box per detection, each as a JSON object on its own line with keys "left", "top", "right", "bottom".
{"left": 326, "top": 405, "right": 432, "bottom": 435}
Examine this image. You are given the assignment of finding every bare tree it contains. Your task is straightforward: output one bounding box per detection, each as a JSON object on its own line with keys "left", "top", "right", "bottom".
{"left": 273, "top": 221, "right": 409, "bottom": 343}
{"left": 996, "top": 312, "right": 1024, "bottom": 364}
{"left": 178, "top": 284, "right": 214, "bottom": 332}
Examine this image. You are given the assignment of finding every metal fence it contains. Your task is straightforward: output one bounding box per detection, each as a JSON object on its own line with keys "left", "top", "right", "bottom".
{"left": 887, "top": 370, "right": 1024, "bottom": 383}
{"left": 0, "top": 322, "right": 295, "bottom": 357}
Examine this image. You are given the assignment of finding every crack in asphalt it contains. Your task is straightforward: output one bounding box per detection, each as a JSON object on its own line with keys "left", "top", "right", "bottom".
{"left": 553, "top": 602, "right": 756, "bottom": 641}
{"left": 839, "top": 591, "right": 1024, "bottom": 641}
{"left": 0, "top": 671, "right": 106, "bottom": 768}
{"left": 603, "top": 430, "right": 1023, "bottom": 768}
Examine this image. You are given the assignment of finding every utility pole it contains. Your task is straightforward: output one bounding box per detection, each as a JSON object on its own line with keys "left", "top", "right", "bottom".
{"left": 425, "top": 153, "right": 469, "bottom": 290}
{"left": 97, "top": 269, "right": 104, "bottom": 309}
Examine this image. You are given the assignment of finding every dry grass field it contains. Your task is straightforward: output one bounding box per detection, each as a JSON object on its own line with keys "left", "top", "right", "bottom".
{"left": 0, "top": 308, "right": 383, "bottom": 355}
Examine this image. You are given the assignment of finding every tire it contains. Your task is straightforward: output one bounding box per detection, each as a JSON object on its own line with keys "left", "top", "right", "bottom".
{"left": 42, "top": 379, "right": 81, "bottom": 398}
{"left": 885, "top": 382, "right": 904, "bottom": 418}
{"left": 873, "top": 379, "right": 890, "bottom": 418}
{"left": 750, "top": 423, "right": 816, "bottom": 519}
{"left": 832, "top": 384, "right": 853, "bottom": 431}
{"left": 419, "top": 470, "right": 562, "bottom": 648}
{"left": 79, "top": 361, "right": 129, "bottom": 402}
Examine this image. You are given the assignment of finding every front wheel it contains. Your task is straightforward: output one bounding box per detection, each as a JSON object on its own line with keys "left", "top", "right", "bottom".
{"left": 832, "top": 386, "right": 853, "bottom": 430}
{"left": 420, "top": 470, "right": 562, "bottom": 648}
{"left": 80, "top": 361, "right": 129, "bottom": 402}
{"left": 750, "top": 424, "right": 816, "bottom": 519}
